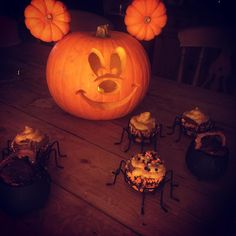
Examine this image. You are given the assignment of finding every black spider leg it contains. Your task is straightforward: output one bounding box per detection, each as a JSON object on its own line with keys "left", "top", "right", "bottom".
{"left": 140, "top": 127, "right": 159, "bottom": 153}
{"left": 152, "top": 132, "right": 157, "bottom": 152}
{"left": 165, "top": 170, "right": 179, "bottom": 201}
{"left": 49, "top": 141, "right": 67, "bottom": 158}
{"left": 49, "top": 148, "right": 63, "bottom": 169}
{"left": 7, "top": 140, "right": 12, "bottom": 149}
{"left": 150, "top": 124, "right": 158, "bottom": 152}
{"left": 157, "top": 170, "right": 179, "bottom": 212}
{"left": 192, "top": 129, "right": 198, "bottom": 140}
{"left": 123, "top": 127, "right": 135, "bottom": 153}
{"left": 166, "top": 116, "right": 182, "bottom": 142}
{"left": 1, "top": 148, "right": 10, "bottom": 160}
{"left": 167, "top": 115, "right": 179, "bottom": 135}
{"left": 141, "top": 190, "right": 146, "bottom": 215}
{"left": 46, "top": 141, "right": 67, "bottom": 168}
{"left": 166, "top": 115, "right": 182, "bottom": 142}
{"left": 160, "top": 186, "right": 168, "bottom": 212}
{"left": 125, "top": 130, "right": 133, "bottom": 152}
{"left": 114, "top": 127, "right": 126, "bottom": 145}
{"left": 1, "top": 140, "right": 12, "bottom": 160}
{"left": 211, "top": 120, "right": 216, "bottom": 130}
{"left": 114, "top": 127, "right": 132, "bottom": 152}
{"left": 173, "top": 116, "right": 183, "bottom": 142}
{"left": 151, "top": 123, "right": 164, "bottom": 152}
{"left": 175, "top": 123, "right": 183, "bottom": 142}
{"left": 106, "top": 160, "right": 126, "bottom": 186}
{"left": 140, "top": 132, "right": 146, "bottom": 153}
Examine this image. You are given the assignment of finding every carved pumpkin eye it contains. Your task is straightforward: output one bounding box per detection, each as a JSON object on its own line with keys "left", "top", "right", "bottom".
{"left": 46, "top": 25, "right": 151, "bottom": 120}
{"left": 97, "top": 80, "right": 118, "bottom": 93}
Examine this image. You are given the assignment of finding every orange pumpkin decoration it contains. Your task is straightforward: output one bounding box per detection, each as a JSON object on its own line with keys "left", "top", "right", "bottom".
{"left": 125, "top": 0, "right": 167, "bottom": 41}
{"left": 46, "top": 25, "right": 150, "bottom": 120}
{"left": 24, "top": 0, "right": 71, "bottom": 42}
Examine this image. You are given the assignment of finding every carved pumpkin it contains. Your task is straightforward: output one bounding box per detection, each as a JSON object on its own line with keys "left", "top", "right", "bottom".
{"left": 46, "top": 25, "right": 150, "bottom": 120}
{"left": 24, "top": 0, "right": 71, "bottom": 42}
{"left": 125, "top": 0, "right": 167, "bottom": 41}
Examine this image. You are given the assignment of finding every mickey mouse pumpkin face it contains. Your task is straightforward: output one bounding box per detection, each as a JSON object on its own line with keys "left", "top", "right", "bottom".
{"left": 46, "top": 29, "right": 150, "bottom": 120}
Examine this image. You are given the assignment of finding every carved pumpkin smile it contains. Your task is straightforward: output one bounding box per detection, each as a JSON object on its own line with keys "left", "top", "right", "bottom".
{"left": 75, "top": 84, "right": 139, "bottom": 110}
{"left": 46, "top": 29, "right": 150, "bottom": 120}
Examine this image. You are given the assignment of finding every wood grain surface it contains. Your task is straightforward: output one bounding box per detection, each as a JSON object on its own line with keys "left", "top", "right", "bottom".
{"left": 0, "top": 41, "right": 236, "bottom": 236}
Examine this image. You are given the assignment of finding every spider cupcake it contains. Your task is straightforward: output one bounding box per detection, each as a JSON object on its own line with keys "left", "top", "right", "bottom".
{"left": 168, "top": 107, "right": 214, "bottom": 141}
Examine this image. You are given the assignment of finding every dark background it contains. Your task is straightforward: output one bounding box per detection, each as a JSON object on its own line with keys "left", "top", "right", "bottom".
{"left": 0, "top": 0, "right": 235, "bottom": 93}
{"left": 0, "top": 0, "right": 104, "bottom": 19}
{"left": 0, "top": 0, "right": 234, "bottom": 27}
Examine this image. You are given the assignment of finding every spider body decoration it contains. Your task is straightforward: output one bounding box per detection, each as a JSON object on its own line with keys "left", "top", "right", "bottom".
{"left": 115, "top": 119, "right": 164, "bottom": 152}
{"left": 1, "top": 138, "right": 66, "bottom": 169}
{"left": 168, "top": 114, "right": 215, "bottom": 142}
{"left": 0, "top": 137, "right": 66, "bottom": 215}
{"left": 107, "top": 159, "right": 179, "bottom": 215}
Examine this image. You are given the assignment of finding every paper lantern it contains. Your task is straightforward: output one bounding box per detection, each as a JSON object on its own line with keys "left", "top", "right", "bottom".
{"left": 46, "top": 25, "right": 150, "bottom": 120}
{"left": 125, "top": 0, "right": 167, "bottom": 41}
{"left": 24, "top": 0, "right": 71, "bottom": 42}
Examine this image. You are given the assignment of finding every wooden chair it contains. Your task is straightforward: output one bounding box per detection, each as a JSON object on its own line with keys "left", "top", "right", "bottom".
{"left": 177, "top": 26, "right": 232, "bottom": 92}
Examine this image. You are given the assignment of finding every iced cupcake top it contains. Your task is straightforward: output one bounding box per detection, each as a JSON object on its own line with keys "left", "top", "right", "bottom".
{"left": 183, "top": 107, "right": 209, "bottom": 125}
{"left": 130, "top": 112, "right": 156, "bottom": 131}
{"left": 14, "top": 126, "right": 46, "bottom": 144}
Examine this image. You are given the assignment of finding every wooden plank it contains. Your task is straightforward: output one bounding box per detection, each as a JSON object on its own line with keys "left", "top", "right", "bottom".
{"left": 0, "top": 102, "right": 231, "bottom": 236}
{"left": 1, "top": 79, "right": 235, "bottom": 198}
{"left": 148, "top": 77, "right": 236, "bottom": 129}
{"left": 1, "top": 41, "right": 235, "bottom": 235}
{"left": 1, "top": 74, "right": 236, "bottom": 199}
{"left": 0, "top": 184, "right": 138, "bottom": 236}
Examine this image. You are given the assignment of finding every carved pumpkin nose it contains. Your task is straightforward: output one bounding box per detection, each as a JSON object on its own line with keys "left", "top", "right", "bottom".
{"left": 97, "top": 80, "right": 118, "bottom": 93}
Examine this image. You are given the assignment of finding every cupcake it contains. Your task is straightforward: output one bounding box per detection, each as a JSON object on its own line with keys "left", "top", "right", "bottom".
{"left": 181, "top": 107, "right": 213, "bottom": 135}
{"left": 129, "top": 112, "right": 157, "bottom": 142}
{"left": 11, "top": 126, "right": 49, "bottom": 163}
{"left": 125, "top": 150, "right": 166, "bottom": 192}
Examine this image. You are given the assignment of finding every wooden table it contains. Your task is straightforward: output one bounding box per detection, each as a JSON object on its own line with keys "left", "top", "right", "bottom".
{"left": 0, "top": 40, "right": 236, "bottom": 236}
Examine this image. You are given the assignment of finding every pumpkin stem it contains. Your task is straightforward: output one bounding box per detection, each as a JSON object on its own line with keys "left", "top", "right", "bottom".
{"left": 144, "top": 16, "right": 151, "bottom": 24}
{"left": 46, "top": 13, "right": 53, "bottom": 21}
{"left": 96, "top": 24, "right": 110, "bottom": 38}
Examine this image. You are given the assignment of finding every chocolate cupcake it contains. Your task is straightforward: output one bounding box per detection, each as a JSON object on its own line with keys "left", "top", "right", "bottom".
{"left": 181, "top": 107, "right": 214, "bottom": 135}
{"left": 11, "top": 126, "right": 49, "bottom": 164}
{"left": 129, "top": 112, "right": 157, "bottom": 143}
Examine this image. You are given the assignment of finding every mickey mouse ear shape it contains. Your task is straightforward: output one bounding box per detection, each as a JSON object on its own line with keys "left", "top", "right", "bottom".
{"left": 125, "top": 0, "right": 167, "bottom": 41}
{"left": 24, "top": 0, "right": 71, "bottom": 42}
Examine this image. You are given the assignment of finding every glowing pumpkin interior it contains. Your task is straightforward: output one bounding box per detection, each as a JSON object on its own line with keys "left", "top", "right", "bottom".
{"left": 46, "top": 27, "right": 150, "bottom": 120}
